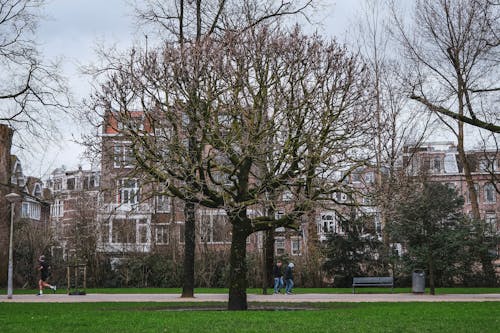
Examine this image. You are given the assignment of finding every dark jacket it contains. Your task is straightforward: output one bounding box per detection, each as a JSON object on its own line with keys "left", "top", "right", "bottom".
{"left": 272, "top": 264, "right": 282, "bottom": 278}
{"left": 39, "top": 261, "right": 50, "bottom": 280}
{"left": 284, "top": 266, "right": 293, "bottom": 280}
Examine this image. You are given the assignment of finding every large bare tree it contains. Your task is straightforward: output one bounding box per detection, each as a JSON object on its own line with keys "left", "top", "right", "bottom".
{"left": 90, "top": 26, "right": 372, "bottom": 310}
{"left": 124, "top": 0, "right": 315, "bottom": 298}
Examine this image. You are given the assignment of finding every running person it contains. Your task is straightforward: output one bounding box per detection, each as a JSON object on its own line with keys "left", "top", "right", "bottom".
{"left": 37, "top": 255, "right": 56, "bottom": 295}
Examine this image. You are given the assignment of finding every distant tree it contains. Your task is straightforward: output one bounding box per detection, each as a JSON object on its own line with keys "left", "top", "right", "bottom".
{"left": 388, "top": 181, "right": 496, "bottom": 294}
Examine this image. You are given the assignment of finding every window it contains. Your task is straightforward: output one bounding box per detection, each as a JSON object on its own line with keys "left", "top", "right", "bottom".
{"left": 334, "top": 192, "right": 347, "bottom": 202}
{"left": 117, "top": 179, "right": 140, "bottom": 205}
{"left": 275, "top": 237, "right": 285, "bottom": 255}
{"left": 67, "top": 178, "right": 75, "bottom": 190}
{"left": 199, "top": 210, "right": 231, "bottom": 243}
{"left": 83, "top": 175, "right": 99, "bottom": 189}
{"left": 433, "top": 157, "right": 442, "bottom": 173}
{"left": 51, "top": 199, "right": 64, "bottom": 218}
{"left": 155, "top": 195, "right": 171, "bottom": 213}
{"left": 155, "top": 225, "right": 169, "bottom": 245}
{"left": 100, "top": 222, "right": 110, "bottom": 243}
{"left": 138, "top": 222, "right": 149, "bottom": 244}
{"left": 364, "top": 172, "right": 374, "bottom": 183}
{"left": 484, "top": 183, "right": 496, "bottom": 203}
{"left": 21, "top": 201, "right": 41, "bottom": 220}
{"left": 291, "top": 237, "right": 301, "bottom": 256}
{"left": 33, "top": 184, "right": 42, "bottom": 197}
{"left": 118, "top": 116, "right": 145, "bottom": 131}
{"left": 479, "top": 159, "right": 497, "bottom": 172}
{"left": 282, "top": 190, "right": 293, "bottom": 202}
{"left": 113, "top": 143, "right": 134, "bottom": 168}
{"left": 318, "top": 212, "right": 337, "bottom": 235}
{"left": 53, "top": 178, "right": 62, "bottom": 191}
{"left": 485, "top": 212, "right": 497, "bottom": 234}
{"left": 466, "top": 183, "right": 480, "bottom": 203}
{"left": 111, "top": 219, "right": 136, "bottom": 243}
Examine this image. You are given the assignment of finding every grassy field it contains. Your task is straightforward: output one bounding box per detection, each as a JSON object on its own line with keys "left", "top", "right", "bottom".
{"left": 1, "top": 302, "right": 499, "bottom": 333}
{"left": 3, "top": 287, "right": 500, "bottom": 295}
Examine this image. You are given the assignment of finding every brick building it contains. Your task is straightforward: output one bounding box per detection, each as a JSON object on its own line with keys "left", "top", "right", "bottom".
{"left": 45, "top": 166, "right": 100, "bottom": 260}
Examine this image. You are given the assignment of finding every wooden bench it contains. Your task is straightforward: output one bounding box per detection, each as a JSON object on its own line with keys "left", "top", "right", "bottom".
{"left": 352, "top": 277, "right": 394, "bottom": 294}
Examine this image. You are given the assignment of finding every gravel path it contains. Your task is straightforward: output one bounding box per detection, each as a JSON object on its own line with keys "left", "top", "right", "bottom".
{"left": 2, "top": 293, "right": 500, "bottom": 303}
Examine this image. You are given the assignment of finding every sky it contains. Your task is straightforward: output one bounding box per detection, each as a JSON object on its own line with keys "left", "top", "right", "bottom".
{"left": 21, "top": 0, "right": 361, "bottom": 178}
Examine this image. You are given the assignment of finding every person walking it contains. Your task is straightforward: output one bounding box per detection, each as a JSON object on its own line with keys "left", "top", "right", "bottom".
{"left": 37, "top": 255, "right": 56, "bottom": 295}
{"left": 272, "top": 260, "right": 284, "bottom": 294}
{"left": 284, "top": 262, "right": 294, "bottom": 295}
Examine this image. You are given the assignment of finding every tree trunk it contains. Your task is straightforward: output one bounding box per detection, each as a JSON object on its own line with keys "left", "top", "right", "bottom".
{"left": 262, "top": 229, "right": 274, "bottom": 295}
{"left": 228, "top": 220, "right": 250, "bottom": 310}
{"left": 0, "top": 125, "right": 14, "bottom": 287}
{"left": 457, "top": 122, "right": 480, "bottom": 220}
{"left": 428, "top": 250, "right": 435, "bottom": 295}
{"left": 181, "top": 200, "right": 196, "bottom": 297}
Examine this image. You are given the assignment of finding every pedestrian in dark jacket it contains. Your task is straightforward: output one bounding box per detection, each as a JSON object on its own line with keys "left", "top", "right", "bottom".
{"left": 284, "top": 262, "right": 294, "bottom": 294}
{"left": 272, "top": 260, "right": 283, "bottom": 294}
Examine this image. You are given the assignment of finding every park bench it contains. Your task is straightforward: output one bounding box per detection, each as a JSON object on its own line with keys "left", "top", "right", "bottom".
{"left": 352, "top": 276, "right": 394, "bottom": 294}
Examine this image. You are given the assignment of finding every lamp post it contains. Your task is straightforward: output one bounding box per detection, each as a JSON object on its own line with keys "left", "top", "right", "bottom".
{"left": 5, "top": 192, "right": 22, "bottom": 299}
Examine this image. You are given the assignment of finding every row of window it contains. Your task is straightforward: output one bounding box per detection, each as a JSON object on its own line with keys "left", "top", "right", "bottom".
{"left": 51, "top": 175, "right": 100, "bottom": 191}
{"left": 462, "top": 183, "right": 497, "bottom": 204}
{"left": 276, "top": 237, "right": 301, "bottom": 256}
{"left": 21, "top": 201, "right": 41, "bottom": 220}
{"left": 425, "top": 157, "right": 499, "bottom": 174}
{"left": 98, "top": 217, "right": 303, "bottom": 255}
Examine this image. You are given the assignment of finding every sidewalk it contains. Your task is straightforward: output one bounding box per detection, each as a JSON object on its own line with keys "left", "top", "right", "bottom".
{"left": 2, "top": 293, "right": 500, "bottom": 303}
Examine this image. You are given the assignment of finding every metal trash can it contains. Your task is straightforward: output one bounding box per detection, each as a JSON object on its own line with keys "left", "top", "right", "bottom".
{"left": 412, "top": 269, "right": 425, "bottom": 294}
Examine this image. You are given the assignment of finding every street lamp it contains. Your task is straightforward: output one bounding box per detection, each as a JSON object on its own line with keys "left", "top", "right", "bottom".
{"left": 5, "top": 192, "right": 22, "bottom": 299}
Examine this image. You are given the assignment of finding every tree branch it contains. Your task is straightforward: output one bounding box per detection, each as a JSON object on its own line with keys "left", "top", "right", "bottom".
{"left": 410, "top": 94, "right": 500, "bottom": 133}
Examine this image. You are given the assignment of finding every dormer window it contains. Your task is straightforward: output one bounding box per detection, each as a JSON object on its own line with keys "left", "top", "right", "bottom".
{"left": 33, "top": 183, "right": 42, "bottom": 198}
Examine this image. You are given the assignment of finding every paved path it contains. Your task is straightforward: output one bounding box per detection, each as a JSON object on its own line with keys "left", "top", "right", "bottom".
{"left": 1, "top": 293, "right": 500, "bottom": 303}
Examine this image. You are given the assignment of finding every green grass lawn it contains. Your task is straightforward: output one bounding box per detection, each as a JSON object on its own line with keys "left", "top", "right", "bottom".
{"left": 1, "top": 302, "right": 499, "bottom": 333}
{"left": 4, "top": 287, "right": 500, "bottom": 295}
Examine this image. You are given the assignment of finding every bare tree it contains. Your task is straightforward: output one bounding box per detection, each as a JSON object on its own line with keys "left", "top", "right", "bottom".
{"left": 396, "top": 0, "right": 500, "bottom": 133}
{"left": 355, "top": 0, "right": 433, "bottom": 251}
{"left": 0, "top": 0, "right": 68, "bottom": 287}
{"left": 90, "top": 26, "right": 373, "bottom": 310}
{"left": 122, "top": 0, "right": 315, "bottom": 298}
{"left": 0, "top": 0, "right": 70, "bottom": 148}
{"left": 391, "top": 0, "right": 500, "bottom": 220}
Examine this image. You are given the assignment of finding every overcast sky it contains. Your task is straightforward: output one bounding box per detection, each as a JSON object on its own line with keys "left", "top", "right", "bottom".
{"left": 24, "top": 0, "right": 363, "bottom": 177}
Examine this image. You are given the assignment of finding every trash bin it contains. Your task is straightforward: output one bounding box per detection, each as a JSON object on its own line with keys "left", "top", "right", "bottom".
{"left": 412, "top": 269, "right": 425, "bottom": 294}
